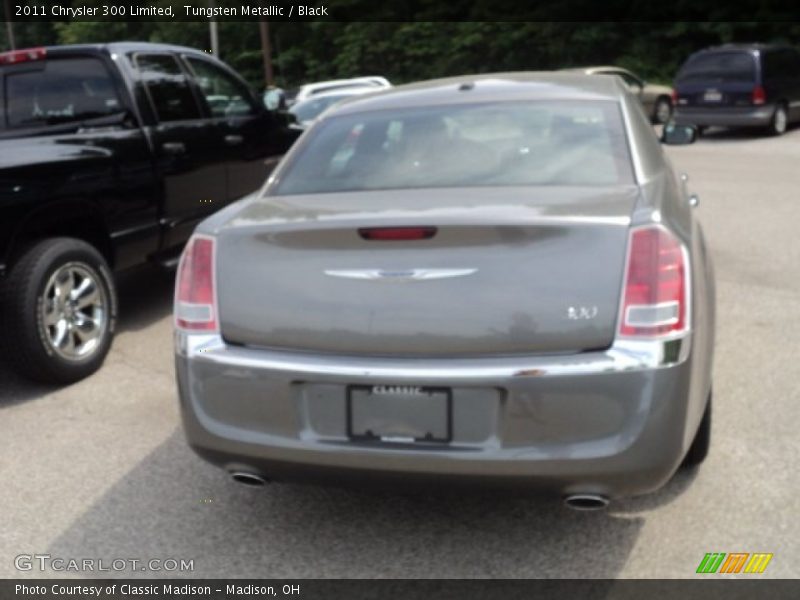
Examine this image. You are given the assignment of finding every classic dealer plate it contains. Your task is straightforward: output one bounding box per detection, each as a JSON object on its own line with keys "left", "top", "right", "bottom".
{"left": 347, "top": 385, "right": 452, "bottom": 443}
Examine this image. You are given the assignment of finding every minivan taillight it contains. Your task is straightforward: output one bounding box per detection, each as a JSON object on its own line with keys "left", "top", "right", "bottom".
{"left": 618, "top": 225, "right": 688, "bottom": 338}
{"left": 175, "top": 235, "right": 218, "bottom": 331}
{"left": 752, "top": 85, "right": 766, "bottom": 106}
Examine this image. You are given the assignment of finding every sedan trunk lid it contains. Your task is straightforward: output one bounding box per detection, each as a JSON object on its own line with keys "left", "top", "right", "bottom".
{"left": 215, "top": 186, "right": 637, "bottom": 357}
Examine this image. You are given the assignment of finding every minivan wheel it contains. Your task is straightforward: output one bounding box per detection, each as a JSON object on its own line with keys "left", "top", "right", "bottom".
{"left": 0, "top": 238, "right": 117, "bottom": 384}
{"left": 681, "top": 391, "right": 711, "bottom": 468}
{"left": 768, "top": 103, "right": 788, "bottom": 136}
{"left": 653, "top": 97, "right": 672, "bottom": 125}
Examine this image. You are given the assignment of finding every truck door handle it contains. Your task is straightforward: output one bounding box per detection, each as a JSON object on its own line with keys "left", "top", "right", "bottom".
{"left": 224, "top": 134, "right": 244, "bottom": 146}
{"left": 161, "top": 142, "right": 186, "bottom": 156}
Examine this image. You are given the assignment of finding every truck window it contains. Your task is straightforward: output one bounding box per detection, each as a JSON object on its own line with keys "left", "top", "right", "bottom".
{"left": 4, "top": 57, "right": 122, "bottom": 128}
{"left": 184, "top": 56, "right": 256, "bottom": 118}
{"left": 134, "top": 54, "right": 201, "bottom": 122}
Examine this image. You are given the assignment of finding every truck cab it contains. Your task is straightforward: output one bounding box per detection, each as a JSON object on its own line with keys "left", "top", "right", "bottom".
{"left": 0, "top": 42, "right": 299, "bottom": 383}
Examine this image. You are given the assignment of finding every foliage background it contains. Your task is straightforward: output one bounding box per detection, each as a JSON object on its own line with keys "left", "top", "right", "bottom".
{"left": 2, "top": 1, "right": 800, "bottom": 89}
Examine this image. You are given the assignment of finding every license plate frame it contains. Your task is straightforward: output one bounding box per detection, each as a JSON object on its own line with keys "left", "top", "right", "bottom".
{"left": 346, "top": 385, "right": 452, "bottom": 444}
{"left": 703, "top": 90, "right": 723, "bottom": 103}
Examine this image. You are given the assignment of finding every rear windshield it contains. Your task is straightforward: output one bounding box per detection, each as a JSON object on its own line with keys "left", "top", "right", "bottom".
{"left": 274, "top": 100, "right": 633, "bottom": 195}
{"left": 677, "top": 51, "right": 757, "bottom": 84}
{"left": 4, "top": 57, "right": 122, "bottom": 128}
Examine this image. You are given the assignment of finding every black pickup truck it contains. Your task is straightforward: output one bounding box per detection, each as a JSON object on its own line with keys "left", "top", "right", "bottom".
{"left": 0, "top": 42, "right": 299, "bottom": 384}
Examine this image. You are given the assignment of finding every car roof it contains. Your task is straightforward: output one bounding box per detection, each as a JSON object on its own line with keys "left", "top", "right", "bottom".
{"left": 562, "top": 66, "right": 631, "bottom": 74}
{"left": 295, "top": 86, "right": 384, "bottom": 102}
{"left": 695, "top": 43, "right": 794, "bottom": 55}
{"left": 45, "top": 41, "right": 210, "bottom": 58}
{"left": 329, "top": 72, "right": 627, "bottom": 116}
{"left": 299, "top": 76, "right": 389, "bottom": 91}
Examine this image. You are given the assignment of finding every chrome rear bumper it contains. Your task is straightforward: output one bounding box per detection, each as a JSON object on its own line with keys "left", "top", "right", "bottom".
{"left": 175, "top": 333, "right": 696, "bottom": 498}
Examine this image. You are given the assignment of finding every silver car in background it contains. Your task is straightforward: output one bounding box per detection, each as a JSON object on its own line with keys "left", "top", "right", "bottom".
{"left": 174, "top": 73, "right": 715, "bottom": 509}
{"left": 289, "top": 86, "right": 384, "bottom": 128}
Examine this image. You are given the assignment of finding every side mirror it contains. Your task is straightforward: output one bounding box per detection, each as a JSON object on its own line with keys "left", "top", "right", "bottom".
{"left": 661, "top": 123, "right": 697, "bottom": 145}
{"left": 264, "top": 88, "right": 286, "bottom": 112}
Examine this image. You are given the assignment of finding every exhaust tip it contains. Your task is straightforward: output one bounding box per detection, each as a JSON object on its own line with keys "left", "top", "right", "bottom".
{"left": 230, "top": 471, "right": 268, "bottom": 487}
{"left": 563, "top": 494, "right": 609, "bottom": 511}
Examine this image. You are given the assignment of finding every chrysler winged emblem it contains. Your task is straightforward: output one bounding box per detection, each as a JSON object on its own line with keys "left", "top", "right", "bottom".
{"left": 324, "top": 268, "right": 477, "bottom": 282}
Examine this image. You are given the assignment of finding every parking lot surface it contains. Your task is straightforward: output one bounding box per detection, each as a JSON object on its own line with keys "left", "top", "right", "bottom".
{"left": 1, "top": 127, "right": 798, "bottom": 578}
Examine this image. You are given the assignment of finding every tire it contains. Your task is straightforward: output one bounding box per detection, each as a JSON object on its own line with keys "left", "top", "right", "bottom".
{"left": 653, "top": 97, "right": 673, "bottom": 125}
{"left": 767, "top": 103, "right": 788, "bottom": 136}
{"left": 0, "top": 238, "right": 117, "bottom": 384}
{"left": 681, "top": 391, "right": 711, "bottom": 468}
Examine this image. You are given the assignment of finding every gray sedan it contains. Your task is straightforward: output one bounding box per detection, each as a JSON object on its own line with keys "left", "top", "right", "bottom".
{"left": 174, "top": 73, "right": 715, "bottom": 509}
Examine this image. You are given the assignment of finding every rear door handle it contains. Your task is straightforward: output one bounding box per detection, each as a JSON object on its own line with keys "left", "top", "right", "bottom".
{"left": 161, "top": 142, "right": 186, "bottom": 156}
{"left": 225, "top": 134, "right": 244, "bottom": 146}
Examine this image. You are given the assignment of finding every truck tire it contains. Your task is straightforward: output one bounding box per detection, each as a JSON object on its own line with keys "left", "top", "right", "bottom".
{"left": 1, "top": 238, "right": 117, "bottom": 384}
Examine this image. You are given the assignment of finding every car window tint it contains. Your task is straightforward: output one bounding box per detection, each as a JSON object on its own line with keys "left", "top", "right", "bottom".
{"left": 274, "top": 100, "right": 633, "bottom": 195}
{"left": 134, "top": 54, "right": 201, "bottom": 122}
{"left": 677, "top": 52, "right": 756, "bottom": 83}
{"left": 5, "top": 57, "right": 122, "bottom": 128}
{"left": 184, "top": 56, "right": 256, "bottom": 118}
{"left": 290, "top": 94, "right": 349, "bottom": 122}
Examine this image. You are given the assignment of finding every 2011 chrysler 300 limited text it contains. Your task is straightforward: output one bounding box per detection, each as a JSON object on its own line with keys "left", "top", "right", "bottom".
{"left": 174, "top": 73, "right": 715, "bottom": 508}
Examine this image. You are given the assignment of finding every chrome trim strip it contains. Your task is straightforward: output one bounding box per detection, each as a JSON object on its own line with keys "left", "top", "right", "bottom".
{"left": 324, "top": 268, "right": 477, "bottom": 282}
{"left": 176, "top": 333, "right": 691, "bottom": 381}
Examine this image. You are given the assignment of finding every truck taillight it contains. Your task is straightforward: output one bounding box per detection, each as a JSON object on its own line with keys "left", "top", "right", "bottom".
{"left": 752, "top": 85, "right": 766, "bottom": 106}
{"left": 175, "top": 235, "right": 218, "bottom": 332}
{"left": 0, "top": 47, "right": 47, "bottom": 65}
{"left": 618, "top": 225, "right": 689, "bottom": 338}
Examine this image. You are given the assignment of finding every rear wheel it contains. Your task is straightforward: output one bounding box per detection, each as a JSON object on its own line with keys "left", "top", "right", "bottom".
{"left": 0, "top": 238, "right": 117, "bottom": 384}
{"left": 681, "top": 391, "right": 711, "bottom": 468}
{"left": 767, "top": 103, "right": 788, "bottom": 136}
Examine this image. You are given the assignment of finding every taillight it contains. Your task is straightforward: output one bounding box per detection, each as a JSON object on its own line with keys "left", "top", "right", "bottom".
{"left": 671, "top": 89, "right": 678, "bottom": 104}
{"left": 0, "top": 47, "right": 47, "bottom": 65}
{"left": 175, "top": 235, "right": 218, "bottom": 331}
{"left": 358, "top": 227, "right": 437, "bottom": 241}
{"left": 618, "top": 225, "right": 688, "bottom": 338}
{"left": 752, "top": 85, "right": 766, "bottom": 106}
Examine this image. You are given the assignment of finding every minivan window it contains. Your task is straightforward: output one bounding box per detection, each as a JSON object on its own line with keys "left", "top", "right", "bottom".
{"left": 677, "top": 52, "right": 757, "bottom": 83}
{"left": 134, "top": 54, "right": 201, "bottom": 122}
{"left": 5, "top": 57, "right": 122, "bottom": 128}
{"left": 274, "top": 100, "right": 633, "bottom": 195}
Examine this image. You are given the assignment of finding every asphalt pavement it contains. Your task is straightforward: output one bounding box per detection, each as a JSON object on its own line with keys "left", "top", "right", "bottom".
{"left": 1, "top": 126, "right": 798, "bottom": 579}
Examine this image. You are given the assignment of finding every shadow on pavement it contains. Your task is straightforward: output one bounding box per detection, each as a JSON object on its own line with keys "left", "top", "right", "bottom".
{"left": 0, "top": 365, "right": 58, "bottom": 407}
{"left": 612, "top": 467, "right": 699, "bottom": 513}
{"left": 696, "top": 123, "right": 799, "bottom": 142}
{"left": 116, "top": 265, "right": 176, "bottom": 333}
{"left": 47, "top": 429, "right": 695, "bottom": 578}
